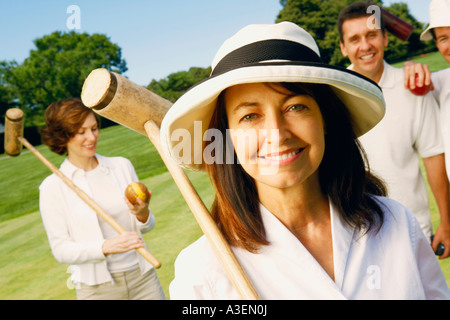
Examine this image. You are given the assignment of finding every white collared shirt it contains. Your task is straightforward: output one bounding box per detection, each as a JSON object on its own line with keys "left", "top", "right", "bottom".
{"left": 39, "top": 154, "right": 155, "bottom": 285}
{"left": 358, "top": 61, "right": 444, "bottom": 239}
{"left": 169, "top": 197, "right": 450, "bottom": 299}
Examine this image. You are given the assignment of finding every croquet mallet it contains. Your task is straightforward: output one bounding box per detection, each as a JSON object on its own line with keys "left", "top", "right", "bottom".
{"left": 81, "top": 68, "right": 260, "bottom": 300}
{"left": 4, "top": 107, "right": 161, "bottom": 269}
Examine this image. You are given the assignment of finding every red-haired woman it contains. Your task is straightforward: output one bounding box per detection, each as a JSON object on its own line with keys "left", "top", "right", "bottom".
{"left": 39, "top": 98, "right": 164, "bottom": 300}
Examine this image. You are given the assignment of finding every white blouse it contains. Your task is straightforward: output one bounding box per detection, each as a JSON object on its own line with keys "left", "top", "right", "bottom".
{"left": 39, "top": 154, "right": 155, "bottom": 285}
{"left": 170, "top": 196, "right": 450, "bottom": 299}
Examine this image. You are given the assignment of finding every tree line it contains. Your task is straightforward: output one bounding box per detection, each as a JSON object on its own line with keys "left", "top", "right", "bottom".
{"left": 0, "top": 0, "right": 437, "bottom": 130}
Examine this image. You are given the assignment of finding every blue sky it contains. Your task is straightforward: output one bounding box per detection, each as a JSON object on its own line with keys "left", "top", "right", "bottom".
{"left": 0, "top": 1, "right": 432, "bottom": 86}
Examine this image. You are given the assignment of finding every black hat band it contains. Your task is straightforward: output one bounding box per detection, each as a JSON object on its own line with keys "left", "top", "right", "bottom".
{"left": 211, "top": 39, "right": 323, "bottom": 77}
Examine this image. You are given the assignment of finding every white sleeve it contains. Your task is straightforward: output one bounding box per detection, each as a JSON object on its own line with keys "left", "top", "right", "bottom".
{"left": 169, "top": 247, "right": 217, "bottom": 300}
{"left": 135, "top": 210, "right": 156, "bottom": 234}
{"left": 415, "top": 94, "right": 444, "bottom": 158}
{"left": 39, "top": 177, "right": 106, "bottom": 265}
{"left": 410, "top": 211, "right": 450, "bottom": 299}
{"left": 123, "top": 157, "right": 139, "bottom": 182}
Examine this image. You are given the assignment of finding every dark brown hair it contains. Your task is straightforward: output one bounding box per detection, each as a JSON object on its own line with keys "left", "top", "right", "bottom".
{"left": 40, "top": 98, "right": 99, "bottom": 155}
{"left": 206, "top": 83, "right": 386, "bottom": 253}
{"left": 337, "top": 1, "right": 386, "bottom": 42}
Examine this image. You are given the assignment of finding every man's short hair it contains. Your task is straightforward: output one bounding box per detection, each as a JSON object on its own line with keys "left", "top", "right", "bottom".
{"left": 338, "top": 1, "right": 386, "bottom": 42}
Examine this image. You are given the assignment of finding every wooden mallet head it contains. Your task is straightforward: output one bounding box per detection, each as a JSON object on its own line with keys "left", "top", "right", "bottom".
{"left": 81, "top": 68, "right": 260, "bottom": 299}
{"left": 4, "top": 108, "right": 25, "bottom": 157}
{"left": 81, "top": 68, "right": 172, "bottom": 134}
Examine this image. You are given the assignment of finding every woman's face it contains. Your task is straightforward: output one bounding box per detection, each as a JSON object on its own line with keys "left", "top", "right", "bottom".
{"left": 224, "top": 82, "right": 326, "bottom": 190}
{"left": 66, "top": 113, "right": 99, "bottom": 160}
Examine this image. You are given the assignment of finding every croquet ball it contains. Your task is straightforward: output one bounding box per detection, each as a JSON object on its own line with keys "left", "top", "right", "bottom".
{"left": 125, "top": 182, "right": 150, "bottom": 205}
{"left": 409, "top": 74, "right": 431, "bottom": 96}
{"left": 436, "top": 243, "right": 445, "bottom": 256}
{"left": 431, "top": 235, "right": 445, "bottom": 256}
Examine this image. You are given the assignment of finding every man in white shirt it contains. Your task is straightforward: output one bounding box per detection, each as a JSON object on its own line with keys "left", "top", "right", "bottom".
{"left": 338, "top": 1, "right": 450, "bottom": 258}
{"left": 405, "top": 0, "right": 450, "bottom": 180}
{"left": 404, "top": 0, "right": 450, "bottom": 259}
{"left": 418, "top": 0, "right": 450, "bottom": 179}
{"left": 420, "top": 0, "right": 450, "bottom": 260}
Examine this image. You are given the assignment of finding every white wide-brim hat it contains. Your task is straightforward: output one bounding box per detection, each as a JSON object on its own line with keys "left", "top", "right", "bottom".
{"left": 421, "top": 0, "right": 450, "bottom": 41}
{"left": 160, "top": 22, "right": 386, "bottom": 171}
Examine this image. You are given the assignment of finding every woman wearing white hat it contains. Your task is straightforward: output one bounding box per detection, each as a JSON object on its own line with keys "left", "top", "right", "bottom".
{"left": 162, "top": 22, "right": 450, "bottom": 299}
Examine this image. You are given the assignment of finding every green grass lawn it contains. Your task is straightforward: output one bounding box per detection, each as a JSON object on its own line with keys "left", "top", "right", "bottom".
{"left": 392, "top": 50, "right": 449, "bottom": 72}
{"left": 0, "top": 125, "right": 213, "bottom": 299}
{"left": 1, "top": 51, "right": 449, "bottom": 299}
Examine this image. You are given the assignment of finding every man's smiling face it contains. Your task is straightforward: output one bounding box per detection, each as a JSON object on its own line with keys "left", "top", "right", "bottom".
{"left": 340, "top": 16, "right": 389, "bottom": 82}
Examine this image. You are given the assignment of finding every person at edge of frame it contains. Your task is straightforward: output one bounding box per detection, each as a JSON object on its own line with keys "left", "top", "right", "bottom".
{"left": 403, "top": 0, "right": 450, "bottom": 259}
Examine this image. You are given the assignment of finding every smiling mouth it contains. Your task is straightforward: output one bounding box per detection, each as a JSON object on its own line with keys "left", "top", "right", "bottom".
{"left": 360, "top": 53, "right": 375, "bottom": 60}
{"left": 258, "top": 148, "right": 304, "bottom": 164}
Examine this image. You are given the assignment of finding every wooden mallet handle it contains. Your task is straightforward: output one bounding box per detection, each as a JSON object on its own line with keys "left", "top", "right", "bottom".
{"left": 81, "top": 68, "right": 260, "bottom": 300}
{"left": 144, "top": 120, "right": 259, "bottom": 300}
{"left": 4, "top": 108, "right": 161, "bottom": 269}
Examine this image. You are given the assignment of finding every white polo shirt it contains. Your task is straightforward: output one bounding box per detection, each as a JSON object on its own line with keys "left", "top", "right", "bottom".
{"left": 357, "top": 61, "right": 444, "bottom": 239}
{"left": 169, "top": 197, "right": 450, "bottom": 299}
{"left": 432, "top": 67, "right": 450, "bottom": 181}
